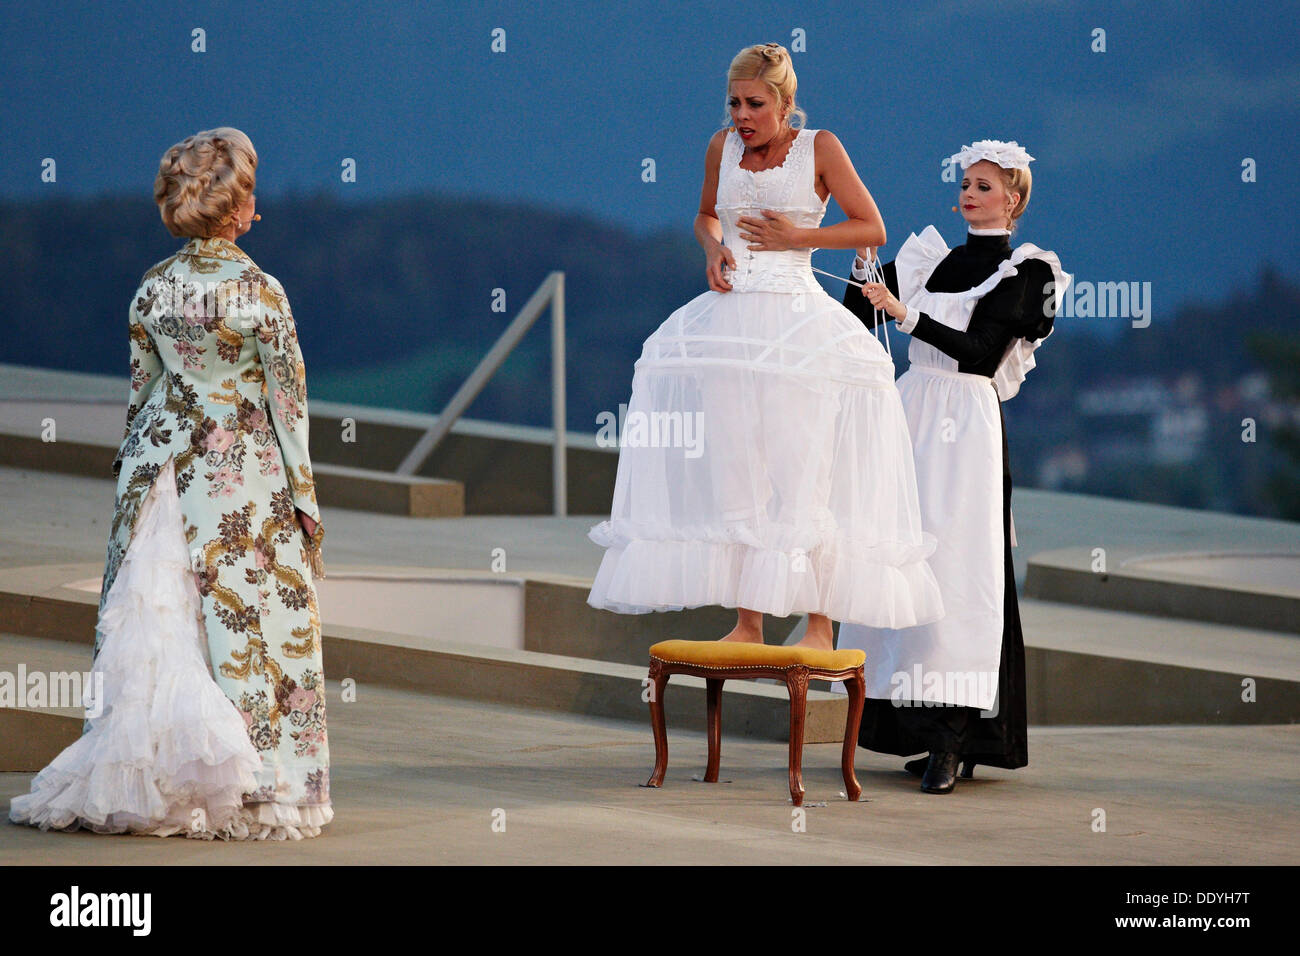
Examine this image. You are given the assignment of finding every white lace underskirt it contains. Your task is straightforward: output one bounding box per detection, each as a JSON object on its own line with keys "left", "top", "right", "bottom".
{"left": 588, "top": 288, "right": 945, "bottom": 629}
{"left": 7, "top": 457, "right": 332, "bottom": 842}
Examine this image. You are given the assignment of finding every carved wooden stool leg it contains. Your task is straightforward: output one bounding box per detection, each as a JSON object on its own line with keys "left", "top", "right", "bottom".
{"left": 644, "top": 659, "right": 670, "bottom": 788}
{"left": 704, "top": 678, "right": 723, "bottom": 783}
{"left": 785, "top": 666, "right": 809, "bottom": 807}
{"left": 841, "top": 667, "right": 865, "bottom": 801}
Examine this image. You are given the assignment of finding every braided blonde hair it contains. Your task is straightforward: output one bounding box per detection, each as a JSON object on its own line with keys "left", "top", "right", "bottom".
{"left": 723, "top": 43, "right": 807, "bottom": 131}
{"left": 153, "top": 127, "right": 257, "bottom": 238}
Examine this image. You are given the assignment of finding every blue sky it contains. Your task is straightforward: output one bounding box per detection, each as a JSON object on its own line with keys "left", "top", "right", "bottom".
{"left": 2, "top": 0, "right": 1296, "bottom": 320}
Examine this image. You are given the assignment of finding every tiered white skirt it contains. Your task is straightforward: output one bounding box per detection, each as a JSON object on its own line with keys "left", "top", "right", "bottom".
{"left": 8, "top": 457, "right": 332, "bottom": 840}
{"left": 588, "top": 285, "right": 945, "bottom": 629}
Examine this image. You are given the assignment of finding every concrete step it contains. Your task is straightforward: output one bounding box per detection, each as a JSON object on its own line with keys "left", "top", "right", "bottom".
{"left": 0, "top": 428, "right": 464, "bottom": 518}
{"left": 0, "top": 635, "right": 91, "bottom": 771}
{"left": 0, "top": 628, "right": 851, "bottom": 771}
{"left": 0, "top": 387, "right": 618, "bottom": 516}
{"left": 1026, "top": 545, "right": 1300, "bottom": 635}
{"left": 1, "top": 558, "right": 1296, "bottom": 775}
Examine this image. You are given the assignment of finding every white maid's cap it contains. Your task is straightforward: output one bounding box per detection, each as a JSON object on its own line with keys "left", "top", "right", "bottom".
{"left": 948, "top": 140, "right": 1035, "bottom": 171}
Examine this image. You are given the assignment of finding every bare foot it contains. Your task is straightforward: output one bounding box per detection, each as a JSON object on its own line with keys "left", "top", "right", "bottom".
{"left": 718, "top": 608, "right": 764, "bottom": 643}
{"left": 793, "top": 615, "right": 835, "bottom": 650}
{"left": 717, "top": 624, "right": 764, "bottom": 643}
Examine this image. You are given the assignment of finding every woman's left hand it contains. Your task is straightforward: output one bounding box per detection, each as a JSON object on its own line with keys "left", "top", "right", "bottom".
{"left": 297, "top": 509, "right": 317, "bottom": 538}
{"left": 863, "top": 282, "right": 908, "bottom": 320}
{"left": 738, "top": 209, "right": 804, "bottom": 252}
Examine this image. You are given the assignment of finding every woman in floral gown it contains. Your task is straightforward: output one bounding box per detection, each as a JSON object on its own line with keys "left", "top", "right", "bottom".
{"left": 9, "top": 127, "right": 332, "bottom": 840}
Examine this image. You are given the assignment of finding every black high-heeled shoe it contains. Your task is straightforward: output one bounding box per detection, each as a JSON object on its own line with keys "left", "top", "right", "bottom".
{"left": 907, "top": 754, "right": 976, "bottom": 779}
{"left": 920, "top": 751, "right": 959, "bottom": 794}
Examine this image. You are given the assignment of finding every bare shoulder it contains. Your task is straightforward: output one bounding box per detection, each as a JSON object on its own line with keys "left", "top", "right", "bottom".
{"left": 706, "top": 128, "right": 729, "bottom": 156}
{"left": 809, "top": 128, "right": 848, "bottom": 161}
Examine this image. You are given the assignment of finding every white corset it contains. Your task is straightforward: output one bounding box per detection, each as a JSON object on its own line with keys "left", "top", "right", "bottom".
{"left": 715, "top": 127, "right": 828, "bottom": 293}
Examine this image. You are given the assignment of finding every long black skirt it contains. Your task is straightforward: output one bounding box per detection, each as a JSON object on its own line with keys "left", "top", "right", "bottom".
{"left": 852, "top": 397, "right": 1029, "bottom": 770}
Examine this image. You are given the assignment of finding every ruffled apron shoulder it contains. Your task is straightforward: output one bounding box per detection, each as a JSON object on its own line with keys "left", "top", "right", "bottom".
{"left": 981, "top": 244, "right": 1072, "bottom": 401}
{"left": 893, "top": 225, "right": 951, "bottom": 304}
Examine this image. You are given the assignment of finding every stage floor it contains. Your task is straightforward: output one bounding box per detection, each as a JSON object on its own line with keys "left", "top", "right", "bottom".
{"left": 3, "top": 681, "right": 1297, "bottom": 864}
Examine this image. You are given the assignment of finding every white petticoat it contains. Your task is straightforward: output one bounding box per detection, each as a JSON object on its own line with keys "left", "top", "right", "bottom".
{"left": 7, "top": 457, "right": 333, "bottom": 841}
{"left": 588, "top": 284, "right": 945, "bottom": 629}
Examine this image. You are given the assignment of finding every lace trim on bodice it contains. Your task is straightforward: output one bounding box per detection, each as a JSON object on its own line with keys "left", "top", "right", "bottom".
{"left": 715, "top": 128, "right": 827, "bottom": 293}
{"left": 719, "top": 127, "right": 823, "bottom": 211}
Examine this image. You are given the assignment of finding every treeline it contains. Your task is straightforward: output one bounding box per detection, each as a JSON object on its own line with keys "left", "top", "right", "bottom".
{"left": 1, "top": 193, "right": 1296, "bottom": 518}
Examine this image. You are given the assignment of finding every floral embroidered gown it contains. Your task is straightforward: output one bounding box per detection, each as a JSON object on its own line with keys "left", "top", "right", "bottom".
{"left": 9, "top": 236, "right": 331, "bottom": 840}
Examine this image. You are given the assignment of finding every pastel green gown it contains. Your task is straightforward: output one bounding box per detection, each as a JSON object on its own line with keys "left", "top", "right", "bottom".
{"left": 96, "top": 236, "right": 331, "bottom": 837}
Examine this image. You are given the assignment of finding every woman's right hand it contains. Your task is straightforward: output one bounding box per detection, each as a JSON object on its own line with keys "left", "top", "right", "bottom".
{"left": 706, "top": 243, "right": 736, "bottom": 293}
{"left": 863, "top": 281, "right": 907, "bottom": 320}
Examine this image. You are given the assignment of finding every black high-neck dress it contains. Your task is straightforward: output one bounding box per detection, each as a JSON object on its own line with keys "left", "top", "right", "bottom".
{"left": 840, "top": 231, "right": 1055, "bottom": 769}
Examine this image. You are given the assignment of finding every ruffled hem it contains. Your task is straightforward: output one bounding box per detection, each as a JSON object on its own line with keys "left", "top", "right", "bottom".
{"left": 5, "top": 456, "right": 322, "bottom": 842}
{"left": 587, "top": 523, "right": 945, "bottom": 629}
{"left": 174, "top": 800, "right": 334, "bottom": 841}
{"left": 9, "top": 794, "right": 334, "bottom": 842}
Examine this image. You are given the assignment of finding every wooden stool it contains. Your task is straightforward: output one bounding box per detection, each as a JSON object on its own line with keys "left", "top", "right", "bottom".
{"left": 643, "top": 639, "right": 867, "bottom": 807}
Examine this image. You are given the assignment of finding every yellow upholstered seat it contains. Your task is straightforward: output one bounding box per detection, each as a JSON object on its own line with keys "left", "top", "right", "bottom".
{"left": 643, "top": 638, "right": 868, "bottom": 805}
{"left": 649, "top": 639, "right": 866, "bottom": 672}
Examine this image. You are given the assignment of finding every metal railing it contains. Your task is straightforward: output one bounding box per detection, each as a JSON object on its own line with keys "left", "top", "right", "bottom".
{"left": 395, "top": 271, "right": 567, "bottom": 515}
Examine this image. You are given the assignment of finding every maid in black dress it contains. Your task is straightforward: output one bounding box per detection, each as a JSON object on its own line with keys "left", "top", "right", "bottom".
{"left": 837, "top": 140, "right": 1070, "bottom": 794}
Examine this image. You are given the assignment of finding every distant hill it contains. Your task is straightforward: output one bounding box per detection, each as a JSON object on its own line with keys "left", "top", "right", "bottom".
{"left": 0, "top": 192, "right": 705, "bottom": 431}
{"left": 2, "top": 194, "right": 1297, "bottom": 519}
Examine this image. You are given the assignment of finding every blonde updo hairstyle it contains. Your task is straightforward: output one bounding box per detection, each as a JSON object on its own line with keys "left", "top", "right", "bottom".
{"left": 153, "top": 127, "right": 257, "bottom": 238}
{"left": 723, "top": 43, "right": 807, "bottom": 132}
{"left": 1001, "top": 166, "right": 1032, "bottom": 232}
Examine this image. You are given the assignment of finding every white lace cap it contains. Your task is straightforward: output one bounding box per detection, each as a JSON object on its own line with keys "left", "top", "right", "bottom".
{"left": 948, "top": 140, "right": 1035, "bottom": 171}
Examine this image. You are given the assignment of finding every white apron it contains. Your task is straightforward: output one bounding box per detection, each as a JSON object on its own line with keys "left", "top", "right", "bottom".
{"left": 838, "top": 226, "right": 1070, "bottom": 710}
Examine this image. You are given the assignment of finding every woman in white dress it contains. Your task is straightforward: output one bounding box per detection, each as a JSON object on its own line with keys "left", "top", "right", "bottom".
{"left": 837, "top": 141, "right": 1071, "bottom": 793}
{"left": 587, "top": 43, "right": 944, "bottom": 649}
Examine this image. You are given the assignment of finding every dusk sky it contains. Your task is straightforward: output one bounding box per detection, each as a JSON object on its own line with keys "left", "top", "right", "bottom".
{"left": 3, "top": 0, "right": 1296, "bottom": 323}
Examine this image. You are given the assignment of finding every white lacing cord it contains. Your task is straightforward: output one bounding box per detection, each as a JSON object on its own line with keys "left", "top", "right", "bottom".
{"left": 810, "top": 252, "right": 891, "bottom": 358}
{"left": 861, "top": 252, "right": 891, "bottom": 359}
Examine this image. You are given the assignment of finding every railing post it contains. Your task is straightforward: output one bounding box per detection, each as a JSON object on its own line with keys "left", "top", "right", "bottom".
{"left": 551, "top": 272, "right": 566, "bottom": 516}
{"left": 395, "top": 272, "right": 568, "bottom": 516}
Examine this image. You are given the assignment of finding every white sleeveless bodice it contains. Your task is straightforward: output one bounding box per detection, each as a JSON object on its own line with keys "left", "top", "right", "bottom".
{"left": 716, "top": 127, "right": 828, "bottom": 293}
